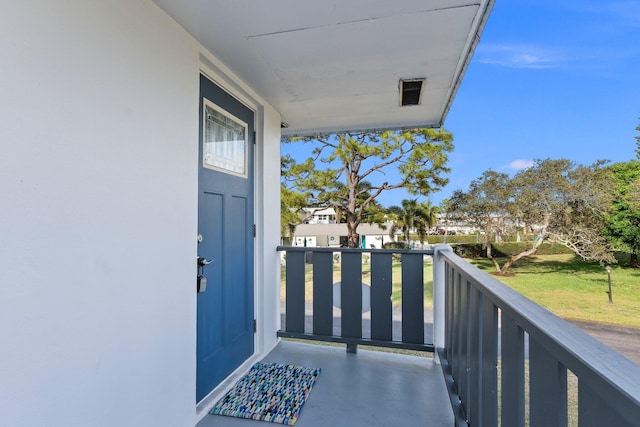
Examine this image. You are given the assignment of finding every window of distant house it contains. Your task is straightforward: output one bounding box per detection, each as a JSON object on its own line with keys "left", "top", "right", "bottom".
{"left": 203, "top": 99, "right": 248, "bottom": 177}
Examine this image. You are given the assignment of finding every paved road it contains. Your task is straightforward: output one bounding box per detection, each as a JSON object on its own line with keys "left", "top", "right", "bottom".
{"left": 568, "top": 319, "right": 640, "bottom": 365}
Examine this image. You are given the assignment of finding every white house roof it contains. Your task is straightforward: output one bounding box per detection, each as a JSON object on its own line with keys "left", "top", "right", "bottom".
{"left": 153, "top": 0, "right": 494, "bottom": 136}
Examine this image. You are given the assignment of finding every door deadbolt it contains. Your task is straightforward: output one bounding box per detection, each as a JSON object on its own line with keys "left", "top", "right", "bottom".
{"left": 197, "top": 275, "right": 207, "bottom": 293}
{"left": 197, "top": 257, "right": 213, "bottom": 293}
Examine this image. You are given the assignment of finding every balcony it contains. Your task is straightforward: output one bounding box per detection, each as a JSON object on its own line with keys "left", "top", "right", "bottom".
{"left": 200, "top": 246, "right": 640, "bottom": 427}
{"left": 197, "top": 339, "right": 452, "bottom": 427}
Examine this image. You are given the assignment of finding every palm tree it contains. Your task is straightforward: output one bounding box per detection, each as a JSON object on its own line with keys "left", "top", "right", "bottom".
{"left": 387, "top": 199, "right": 440, "bottom": 247}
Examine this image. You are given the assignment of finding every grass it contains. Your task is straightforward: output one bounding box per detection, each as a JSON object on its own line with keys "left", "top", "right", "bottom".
{"left": 279, "top": 252, "right": 640, "bottom": 328}
{"left": 280, "top": 261, "right": 434, "bottom": 308}
{"left": 468, "top": 253, "right": 640, "bottom": 328}
{"left": 496, "top": 359, "right": 579, "bottom": 427}
{"left": 390, "top": 263, "right": 433, "bottom": 307}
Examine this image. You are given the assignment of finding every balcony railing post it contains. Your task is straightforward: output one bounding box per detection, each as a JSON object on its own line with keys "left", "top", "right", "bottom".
{"left": 432, "top": 244, "right": 452, "bottom": 364}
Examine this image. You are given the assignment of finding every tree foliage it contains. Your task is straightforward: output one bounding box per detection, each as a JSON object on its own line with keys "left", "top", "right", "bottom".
{"left": 387, "top": 199, "right": 440, "bottom": 246}
{"left": 280, "top": 156, "right": 310, "bottom": 240}
{"left": 606, "top": 160, "right": 640, "bottom": 267}
{"left": 451, "top": 159, "right": 616, "bottom": 275}
{"left": 449, "top": 170, "right": 512, "bottom": 244}
{"left": 280, "top": 184, "right": 308, "bottom": 241}
{"left": 281, "top": 128, "right": 453, "bottom": 247}
{"left": 635, "top": 119, "right": 640, "bottom": 159}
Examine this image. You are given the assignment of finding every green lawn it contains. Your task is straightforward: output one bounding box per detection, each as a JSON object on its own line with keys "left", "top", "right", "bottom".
{"left": 280, "top": 261, "right": 433, "bottom": 308}
{"left": 280, "top": 253, "right": 640, "bottom": 328}
{"left": 390, "top": 263, "right": 433, "bottom": 307}
{"left": 468, "top": 254, "right": 640, "bottom": 328}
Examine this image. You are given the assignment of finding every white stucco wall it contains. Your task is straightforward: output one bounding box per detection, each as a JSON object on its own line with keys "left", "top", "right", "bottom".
{"left": 255, "top": 104, "right": 284, "bottom": 356}
{"left": 0, "top": 1, "right": 281, "bottom": 426}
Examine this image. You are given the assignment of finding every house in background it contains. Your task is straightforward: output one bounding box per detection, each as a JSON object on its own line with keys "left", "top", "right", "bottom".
{"left": 302, "top": 207, "right": 338, "bottom": 224}
{"left": 1, "top": 1, "right": 494, "bottom": 426}
{"left": 294, "top": 208, "right": 395, "bottom": 248}
{"left": 294, "top": 222, "right": 399, "bottom": 249}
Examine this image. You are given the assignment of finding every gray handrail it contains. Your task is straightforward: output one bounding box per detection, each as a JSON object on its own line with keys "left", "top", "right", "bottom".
{"left": 434, "top": 246, "right": 640, "bottom": 426}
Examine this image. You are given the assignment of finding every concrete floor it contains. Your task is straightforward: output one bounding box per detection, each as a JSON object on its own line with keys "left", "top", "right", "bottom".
{"left": 196, "top": 340, "right": 453, "bottom": 427}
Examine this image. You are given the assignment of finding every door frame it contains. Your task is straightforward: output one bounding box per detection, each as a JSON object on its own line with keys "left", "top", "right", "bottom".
{"left": 196, "top": 64, "right": 262, "bottom": 411}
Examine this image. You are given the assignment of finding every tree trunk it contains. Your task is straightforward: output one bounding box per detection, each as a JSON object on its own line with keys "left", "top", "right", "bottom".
{"left": 486, "top": 242, "right": 502, "bottom": 272}
{"left": 500, "top": 234, "right": 546, "bottom": 274}
{"left": 631, "top": 251, "right": 639, "bottom": 268}
{"left": 347, "top": 232, "right": 359, "bottom": 248}
{"left": 346, "top": 214, "right": 360, "bottom": 248}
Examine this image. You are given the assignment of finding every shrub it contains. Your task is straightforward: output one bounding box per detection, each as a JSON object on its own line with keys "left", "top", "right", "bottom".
{"left": 452, "top": 243, "right": 484, "bottom": 258}
{"left": 422, "top": 234, "right": 481, "bottom": 245}
{"left": 383, "top": 241, "right": 408, "bottom": 249}
{"left": 452, "top": 242, "right": 573, "bottom": 258}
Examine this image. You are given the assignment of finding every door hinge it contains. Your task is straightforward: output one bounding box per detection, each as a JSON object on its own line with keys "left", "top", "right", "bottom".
{"left": 253, "top": 224, "right": 256, "bottom": 237}
{"left": 253, "top": 319, "right": 257, "bottom": 333}
{"left": 253, "top": 131, "right": 256, "bottom": 145}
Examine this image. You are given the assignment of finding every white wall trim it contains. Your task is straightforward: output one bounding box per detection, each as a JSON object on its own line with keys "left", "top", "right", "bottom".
{"left": 197, "top": 52, "right": 281, "bottom": 418}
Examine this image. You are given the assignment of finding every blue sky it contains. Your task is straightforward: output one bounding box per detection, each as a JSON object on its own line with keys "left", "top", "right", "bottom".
{"left": 283, "top": 1, "right": 640, "bottom": 208}
{"left": 437, "top": 0, "right": 640, "bottom": 206}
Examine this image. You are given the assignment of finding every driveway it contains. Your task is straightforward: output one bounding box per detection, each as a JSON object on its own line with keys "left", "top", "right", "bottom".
{"left": 568, "top": 319, "right": 640, "bottom": 365}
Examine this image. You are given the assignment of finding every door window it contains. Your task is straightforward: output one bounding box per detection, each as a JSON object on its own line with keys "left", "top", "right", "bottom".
{"left": 203, "top": 99, "right": 248, "bottom": 177}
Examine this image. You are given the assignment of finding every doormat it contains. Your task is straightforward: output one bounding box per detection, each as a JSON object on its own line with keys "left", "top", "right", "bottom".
{"left": 210, "top": 362, "right": 321, "bottom": 425}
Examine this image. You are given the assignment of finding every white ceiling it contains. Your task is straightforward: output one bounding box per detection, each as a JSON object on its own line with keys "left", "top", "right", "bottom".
{"left": 153, "top": 1, "right": 494, "bottom": 136}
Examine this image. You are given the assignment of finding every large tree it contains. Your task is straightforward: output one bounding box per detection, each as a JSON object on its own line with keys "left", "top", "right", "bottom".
{"left": 387, "top": 199, "right": 440, "bottom": 247}
{"left": 514, "top": 159, "right": 615, "bottom": 268}
{"left": 282, "top": 128, "right": 453, "bottom": 247}
{"left": 448, "top": 170, "right": 514, "bottom": 255}
{"left": 452, "top": 159, "right": 616, "bottom": 275}
{"left": 606, "top": 160, "right": 640, "bottom": 267}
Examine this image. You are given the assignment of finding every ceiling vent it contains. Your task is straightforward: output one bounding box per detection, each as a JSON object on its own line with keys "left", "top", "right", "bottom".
{"left": 400, "top": 78, "right": 426, "bottom": 106}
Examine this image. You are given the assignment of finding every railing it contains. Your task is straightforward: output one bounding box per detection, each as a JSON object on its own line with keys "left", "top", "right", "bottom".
{"left": 432, "top": 245, "right": 640, "bottom": 427}
{"left": 276, "top": 246, "right": 434, "bottom": 353}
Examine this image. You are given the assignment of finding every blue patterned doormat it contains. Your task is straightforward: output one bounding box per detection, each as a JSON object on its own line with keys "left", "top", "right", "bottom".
{"left": 210, "top": 362, "right": 321, "bottom": 425}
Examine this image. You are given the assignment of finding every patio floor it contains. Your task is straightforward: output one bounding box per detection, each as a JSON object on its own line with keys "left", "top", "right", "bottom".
{"left": 196, "top": 339, "right": 453, "bottom": 427}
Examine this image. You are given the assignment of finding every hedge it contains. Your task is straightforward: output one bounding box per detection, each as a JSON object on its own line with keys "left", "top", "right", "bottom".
{"left": 423, "top": 234, "right": 542, "bottom": 245}
{"left": 382, "top": 241, "right": 408, "bottom": 249}
{"left": 450, "top": 242, "right": 573, "bottom": 258}
{"left": 424, "top": 235, "right": 479, "bottom": 244}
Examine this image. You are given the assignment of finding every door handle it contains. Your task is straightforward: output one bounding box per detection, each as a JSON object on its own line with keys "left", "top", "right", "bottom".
{"left": 197, "top": 257, "right": 213, "bottom": 267}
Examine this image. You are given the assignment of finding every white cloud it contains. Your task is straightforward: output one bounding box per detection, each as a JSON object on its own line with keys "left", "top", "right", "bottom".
{"left": 508, "top": 159, "right": 535, "bottom": 170}
{"left": 477, "top": 44, "right": 560, "bottom": 69}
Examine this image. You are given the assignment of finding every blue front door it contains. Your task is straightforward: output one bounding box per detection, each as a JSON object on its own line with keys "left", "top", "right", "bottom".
{"left": 197, "top": 74, "right": 254, "bottom": 402}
